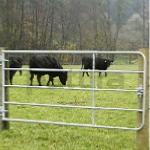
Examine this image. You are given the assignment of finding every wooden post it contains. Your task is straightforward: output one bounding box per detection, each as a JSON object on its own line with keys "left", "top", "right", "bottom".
{"left": 137, "top": 48, "right": 149, "bottom": 150}
{"left": 0, "top": 47, "right": 9, "bottom": 130}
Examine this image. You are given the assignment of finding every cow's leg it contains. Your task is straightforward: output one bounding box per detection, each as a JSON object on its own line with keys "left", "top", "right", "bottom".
{"left": 30, "top": 73, "right": 34, "bottom": 86}
{"left": 51, "top": 78, "right": 54, "bottom": 86}
{"left": 82, "top": 72, "right": 85, "bottom": 77}
{"left": 86, "top": 72, "right": 89, "bottom": 77}
{"left": 9, "top": 71, "right": 13, "bottom": 85}
{"left": 82, "top": 66, "right": 84, "bottom": 77}
{"left": 9, "top": 74, "right": 13, "bottom": 85}
{"left": 47, "top": 76, "right": 51, "bottom": 86}
{"left": 105, "top": 72, "right": 107, "bottom": 77}
{"left": 37, "top": 74, "right": 42, "bottom": 86}
{"left": 99, "top": 72, "right": 101, "bottom": 77}
{"left": 47, "top": 76, "right": 54, "bottom": 86}
{"left": 19, "top": 70, "right": 22, "bottom": 76}
{"left": 9, "top": 71, "right": 16, "bottom": 85}
{"left": 82, "top": 67, "right": 89, "bottom": 77}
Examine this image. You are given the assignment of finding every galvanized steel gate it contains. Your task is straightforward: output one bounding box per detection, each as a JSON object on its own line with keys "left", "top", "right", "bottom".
{"left": 0, "top": 50, "right": 147, "bottom": 131}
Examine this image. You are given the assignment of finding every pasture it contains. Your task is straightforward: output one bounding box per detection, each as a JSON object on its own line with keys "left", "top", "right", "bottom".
{"left": 0, "top": 64, "right": 139, "bottom": 150}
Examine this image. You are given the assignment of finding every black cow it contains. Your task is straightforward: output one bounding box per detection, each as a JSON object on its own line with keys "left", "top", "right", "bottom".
{"left": 9, "top": 56, "right": 23, "bottom": 85}
{"left": 29, "top": 55, "right": 68, "bottom": 86}
{"left": 81, "top": 56, "right": 113, "bottom": 77}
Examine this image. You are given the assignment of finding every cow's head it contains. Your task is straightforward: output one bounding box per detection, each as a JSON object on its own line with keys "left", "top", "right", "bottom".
{"left": 104, "top": 59, "right": 114, "bottom": 67}
{"left": 59, "top": 71, "right": 68, "bottom": 85}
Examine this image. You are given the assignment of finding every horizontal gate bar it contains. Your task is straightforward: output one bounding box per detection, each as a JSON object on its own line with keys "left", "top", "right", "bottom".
{"left": 5, "top": 101, "right": 143, "bottom": 112}
{"left": 4, "top": 85, "right": 137, "bottom": 92}
{"left": 4, "top": 68, "right": 144, "bottom": 74}
{"left": 3, "top": 117, "right": 143, "bottom": 131}
{"left": 2, "top": 50, "right": 145, "bottom": 55}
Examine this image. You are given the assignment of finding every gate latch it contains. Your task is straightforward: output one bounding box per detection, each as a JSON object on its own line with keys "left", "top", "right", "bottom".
{"left": 137, "top": 86, "right": 144, "bottom": 98}
{"left": 0, "top": 106, "right": 6, "bottom": 114}
{"left": 0, "top": 106, "right": 2, "bottom": 114}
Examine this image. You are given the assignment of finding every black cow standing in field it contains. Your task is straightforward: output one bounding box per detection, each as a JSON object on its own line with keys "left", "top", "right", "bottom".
{"left": 29, "top": 55, "right": 68, "bottom": 86}
{"left": 9, "top": 56, "right": 23, "bottom": 85}
{"left": 81, "top": 56, "right": 113, "bottom": 77}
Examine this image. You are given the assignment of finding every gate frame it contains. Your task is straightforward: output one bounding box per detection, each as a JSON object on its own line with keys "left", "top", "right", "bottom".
{"left": 0, "top": 49, "right": 149, "bottom": 150}
{"left": 0, "top": 50, "right": 148, "bottom": 130}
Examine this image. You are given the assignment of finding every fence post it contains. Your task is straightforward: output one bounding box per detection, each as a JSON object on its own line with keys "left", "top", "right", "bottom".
{"left": 0, "top": 48, "right": 9, "bottom": 130}
{"left": 137, "top": 48, "right": 149, "bottom": 150}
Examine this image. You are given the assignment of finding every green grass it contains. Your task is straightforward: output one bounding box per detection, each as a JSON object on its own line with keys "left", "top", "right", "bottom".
{"left": 0, "top": 64, "right": 140, "bottom": 150}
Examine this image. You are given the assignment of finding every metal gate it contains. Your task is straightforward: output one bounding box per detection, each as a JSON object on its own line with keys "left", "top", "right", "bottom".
{"left": 0, "top": 50, "right": 147, "bottom": 130}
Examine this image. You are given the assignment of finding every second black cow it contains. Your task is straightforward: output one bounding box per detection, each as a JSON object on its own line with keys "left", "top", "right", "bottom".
{"left": 9, "top": 56, "right": 23, "bottom": 85}
{"left": 81, "top": 56, "right": 113, "bottom": 77}
{"left": 29, "top": 55, "right": 68, "bottom": 86}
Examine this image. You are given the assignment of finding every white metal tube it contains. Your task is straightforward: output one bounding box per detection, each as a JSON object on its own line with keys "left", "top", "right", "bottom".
{"left": 2, "top": 50, "right": 145, "bottom": 56}
{"left": 4, "top": 67, "right": 144, "bottom": 74}
{"left": 3, "top": 117, "right": 143, "bottom": 131}
{"left": 5, "top": 101, "right": 143, "bottom": 112}
{"left": 1, "top": 52, "right": 5, "bottom": 120}
{"left": 92, "top": 53, "right": 96, "bottom": 125}
{"left": 140, "top": 51, "right": 147, "bottom": 130}
{"left": 4, "top": 84, "right": 138, "bottom": 92}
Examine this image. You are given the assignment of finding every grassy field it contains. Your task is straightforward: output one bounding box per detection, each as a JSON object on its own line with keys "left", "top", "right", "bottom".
{"left": 0, "top": 64, "right": 140, "bottom": 150}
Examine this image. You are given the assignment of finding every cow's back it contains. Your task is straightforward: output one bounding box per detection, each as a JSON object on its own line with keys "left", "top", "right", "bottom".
{"left": 30, "top": 55, "right": 58, "bottom": 67}
{"left": 29, "top": 55, "right": 62, "bottom": 76}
